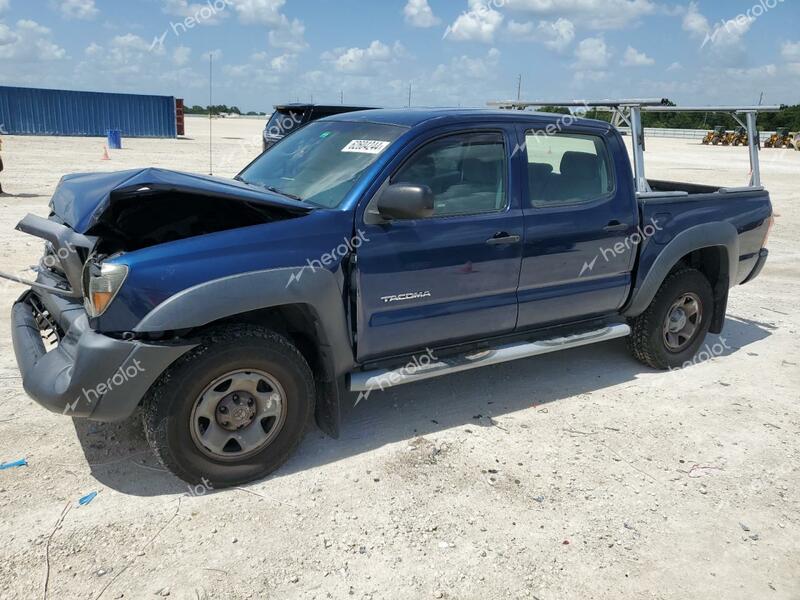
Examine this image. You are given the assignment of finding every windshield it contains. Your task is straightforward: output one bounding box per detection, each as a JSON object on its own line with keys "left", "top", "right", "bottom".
{"left": 240, "top": 121, "right": 406, "bottom": 208}
{"left": 264, "top": 109, "right": 307, "bottom": 138}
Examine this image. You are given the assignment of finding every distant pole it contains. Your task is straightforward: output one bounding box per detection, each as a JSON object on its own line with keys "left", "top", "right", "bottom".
{"left": 208, "top": 53, "right": 213, "bottom": 176}
{"left": 310, "top": 93, "right": 314, "bottom": 103}
{"left": 408, "top": 83, "right": 412, "bottom": 108}
{"left": 758, "top": 91, "right": 764, "bottom": 106}
{"left": 340, "top": 90, "right": 344, "bottom": 105}
{"left": 516, "top": 74, "right": 522, "bottom": 101}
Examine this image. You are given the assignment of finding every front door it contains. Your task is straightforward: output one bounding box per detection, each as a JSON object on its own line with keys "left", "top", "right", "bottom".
{"left": 355, "top": 128, "right": 524, "bottom": 362}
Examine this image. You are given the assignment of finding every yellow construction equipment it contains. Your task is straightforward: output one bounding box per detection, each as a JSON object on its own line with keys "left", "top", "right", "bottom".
{"left": 729, "top": 126, "right": 748, "bottom": 146}
{"left": 702, "top": 125, "right": 727, "bottom": 145}
{"left": 764, "top": 127, "right": 793, "bottom": 148}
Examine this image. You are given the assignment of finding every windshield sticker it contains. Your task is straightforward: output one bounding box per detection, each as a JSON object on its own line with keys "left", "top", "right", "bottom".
{"left": 341, "top": 140, "right": 391, "bottom": 154}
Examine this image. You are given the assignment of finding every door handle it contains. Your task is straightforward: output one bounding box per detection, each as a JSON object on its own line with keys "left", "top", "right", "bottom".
{"left": 603, "top": 220, "right": 629, "bottom": 232}
{"left": 486, "top": 232, "right": 521, "bottom": 245}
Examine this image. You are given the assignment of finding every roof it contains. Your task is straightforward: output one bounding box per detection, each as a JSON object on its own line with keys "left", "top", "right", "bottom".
{"left": 273, "top": 103, "right": 375, "bottom": 111}
{"left": 322, "top": 107, "right": 612, "bottom": 130}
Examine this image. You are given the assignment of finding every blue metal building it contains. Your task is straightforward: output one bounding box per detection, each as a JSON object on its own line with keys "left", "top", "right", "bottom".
{"left": 0, "top": 86, "right": 177, "bottom": 138}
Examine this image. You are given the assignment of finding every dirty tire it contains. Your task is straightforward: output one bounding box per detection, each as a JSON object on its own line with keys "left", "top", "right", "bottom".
{"left": 627, "top": 268, "right": 714, "bottom": 370}
{"left": 142, "top": 325, "right": 314, "bottom": 487}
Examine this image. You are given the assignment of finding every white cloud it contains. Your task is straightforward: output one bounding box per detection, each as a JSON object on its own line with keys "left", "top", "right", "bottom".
{"left": 436, "top": 47, "right": 501, "bottom": 80}
{"left": 667, "top": 61, "right": 682, "bottom": 71}
{"left": 75, "top": 33, "right": 206, "bottom": 94}
{"left": 56, "top": 0, "right": 99, "bottom": 20}
{"left": 573, "top": 70, "right": 608, "bottom": 83}
{"left": 227, "top": 0, "right": 307, "bottom": 52}
{"left": 504, "top": 0, "right": 655, "bottom": 29}
{"left": 84, "top": 41, "right": 101, "bottom": 56}
{"left": 621, "top": 45, "right": 654, "bottom": 67}
{"left": 572, "top": 36, "right": 609, "bottom": 69}
{"left": 162, "top": 0, "right": 230, "bottom": 25}
{"left": 223, "top": 64, "right": 249, "bottom": 78}
{"left": 0, "top": 0, "right": 9, "bottom": 13}
{"left": 725, "top": 64, "right": 777, "bottom": 78}
{"left": 322, "top": 40, "right": 405, "bottom": 74}
{"left": 404, "top": 0, "right": 440, "bottom": 28}
{"left": 173, "top": 45, "right": 191, "bottom": 66}
{"left": 270, "top": 52, "right": 295, "bottom": 72}
{"left": 415, "top": 47, "right": 503, "bottom": 105}
{"left": 781, "top": 40, "right": 800, "bottom": 61}
{"left": 268, "top": 17, "right": 306, "bottom": 51}
{"left": 232, "top": 0, "right": 284, "bottom": 25}
{"left": 113, "top": 32, "right": 158, "bottom": 53}
{"left": 507, "top": 18, "right": 574, "bottom": 51}
{"left": 681, "top": 1, "right": 708, "bottom": 38}
{"left": 444, "top": 0, "right": 504, "bottom": 43}
{"left": 683, "top": 2, "right": 754, "bottom": 53}
{"left": 782, "top": 41, "right": 800, "bottom": 75}
{"left": 0, "top": 20, "right": 67, "bottom": 62}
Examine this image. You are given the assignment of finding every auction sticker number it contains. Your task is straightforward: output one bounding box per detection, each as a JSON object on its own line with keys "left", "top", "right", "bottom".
{"left": 341, "top": 140, "right": 391, "bottom": 154}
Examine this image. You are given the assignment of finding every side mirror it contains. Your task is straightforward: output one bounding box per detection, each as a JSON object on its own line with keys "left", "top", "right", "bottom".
{"left": 376, "top": 183, "right": 434, "bottom": 220}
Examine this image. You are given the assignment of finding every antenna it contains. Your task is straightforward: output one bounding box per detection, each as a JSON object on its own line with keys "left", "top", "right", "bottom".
{"left": 408, "top": 82, "right": 412, "bottom": 108}
{"left": 516, "top": 74, "right": 522, "bottom": 101}
{"left": 208, "top": 52, "right": 213, "bottom": 176}
{"left": 340, "top": 90, "right": 344, "bottom": 105}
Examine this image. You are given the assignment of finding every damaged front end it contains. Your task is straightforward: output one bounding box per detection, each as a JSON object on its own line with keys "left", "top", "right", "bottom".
{"left": 5, "top": 167, "right": 312, "bottom": 421}
{"left": 52, "top": 167, "right": 311, "bottom": 254}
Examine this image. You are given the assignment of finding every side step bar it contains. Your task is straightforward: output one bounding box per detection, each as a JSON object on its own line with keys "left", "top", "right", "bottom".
{"left": 349, "top": 323, "right": 631, "bottom": 393}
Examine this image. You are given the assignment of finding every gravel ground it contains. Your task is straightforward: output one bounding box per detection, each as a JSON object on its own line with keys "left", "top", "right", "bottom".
{"left": 0, "top": 116, "right": 797, "bottom": 600}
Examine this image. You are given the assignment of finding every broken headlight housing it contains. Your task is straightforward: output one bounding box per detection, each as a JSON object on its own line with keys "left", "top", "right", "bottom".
{"left": 82, "top": 260, "right": 128, "bottom": 317}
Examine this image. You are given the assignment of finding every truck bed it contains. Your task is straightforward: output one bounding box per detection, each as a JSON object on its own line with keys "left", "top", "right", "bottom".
{"left": 635, "top": 182, "right": 771, "bottom": 287}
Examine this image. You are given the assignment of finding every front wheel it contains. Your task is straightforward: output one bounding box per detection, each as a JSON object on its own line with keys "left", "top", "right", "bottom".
{"left": 627, "top": 268, "right": 714, "bottom": 370}
{"left": 142, "top": 325, "right": 315, "bottom": 487}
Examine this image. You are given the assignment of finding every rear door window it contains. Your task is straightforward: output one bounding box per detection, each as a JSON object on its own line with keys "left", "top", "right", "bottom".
{"left": 523, "top": 132, "right": 614, "bottom": 207}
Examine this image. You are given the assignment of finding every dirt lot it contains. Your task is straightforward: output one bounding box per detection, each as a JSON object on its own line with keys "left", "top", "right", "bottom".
{"left": 0, "top": 116, "right": 798, "bottom": 600}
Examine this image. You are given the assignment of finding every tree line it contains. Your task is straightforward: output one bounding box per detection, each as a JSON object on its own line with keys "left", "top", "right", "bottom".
{"left": 184, "top": 104, "right": 267, "bottom": 116}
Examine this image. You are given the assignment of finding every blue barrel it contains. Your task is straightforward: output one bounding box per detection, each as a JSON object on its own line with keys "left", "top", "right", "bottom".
{"left": 106, "top": 129, "right": 122, "bottom": 149}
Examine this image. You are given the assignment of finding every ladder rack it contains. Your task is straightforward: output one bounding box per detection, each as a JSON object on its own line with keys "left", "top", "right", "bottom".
{"left": 487, "top": 99, "right": 783, "bottom": 194}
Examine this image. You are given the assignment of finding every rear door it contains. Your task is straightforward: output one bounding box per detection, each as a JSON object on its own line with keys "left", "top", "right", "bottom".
{"left": 354, "top": 126, "right": 524, "bottom": 361}
{"left": 516, "top": 125, "right": 638, "bottom": 329}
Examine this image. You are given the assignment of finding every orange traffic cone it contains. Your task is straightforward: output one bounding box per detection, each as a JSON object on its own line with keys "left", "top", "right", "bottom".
{"left": 102, "top": 146, "right": 110, "bottom": 160}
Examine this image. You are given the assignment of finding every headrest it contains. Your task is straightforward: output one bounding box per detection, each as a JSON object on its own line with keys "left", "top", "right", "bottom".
{"left": 528, "top": 162, "right": 553, "bottom": 178}
{"left": 560, "top": 151, "right": 600, "bottom": 178}
{"left": 462, "top": 158, "right": 497, "bottom": 183}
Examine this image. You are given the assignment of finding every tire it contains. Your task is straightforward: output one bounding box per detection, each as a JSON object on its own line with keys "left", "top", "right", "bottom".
{"left": 627, "top": 268, "right": 714, "bottom": 370}
{"left": 142, "top": 325, "right": 315, "bottom": 487}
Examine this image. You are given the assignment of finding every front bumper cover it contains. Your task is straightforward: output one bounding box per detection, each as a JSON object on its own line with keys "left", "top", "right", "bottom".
{"left": 11, "top": 291, "right": 195, "bottom": 421}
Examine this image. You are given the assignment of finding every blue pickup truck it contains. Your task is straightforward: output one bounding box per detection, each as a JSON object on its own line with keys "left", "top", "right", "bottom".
{"left": 8, "top": 107, "right": 773, "bottom": 486}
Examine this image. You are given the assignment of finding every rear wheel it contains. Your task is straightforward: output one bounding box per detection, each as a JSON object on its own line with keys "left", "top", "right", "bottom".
{"left": 142, "top": 325, "right": 314, "bottom": 487}
{"left": 628, "top": 268, "right": 714, "bottom": 370}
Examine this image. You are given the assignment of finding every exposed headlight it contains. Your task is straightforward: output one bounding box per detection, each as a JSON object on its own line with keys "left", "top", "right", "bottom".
{"left": 82, "top": 261, "right": 128, "bottom": 317}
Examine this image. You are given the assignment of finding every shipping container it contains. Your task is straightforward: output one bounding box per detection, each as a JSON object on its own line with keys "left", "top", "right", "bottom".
{"left": 0, "top": 86, "right": 177, "bottom": 138}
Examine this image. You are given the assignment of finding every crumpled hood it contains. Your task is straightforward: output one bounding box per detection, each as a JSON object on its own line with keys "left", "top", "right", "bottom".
{"left": 51, "top": 167, "right": 311, "bottom": 234}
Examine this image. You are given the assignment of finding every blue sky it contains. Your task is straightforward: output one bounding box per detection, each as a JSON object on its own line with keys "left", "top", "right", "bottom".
{"left": 1, "top": 0, "right": 798, "bottom": 112}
